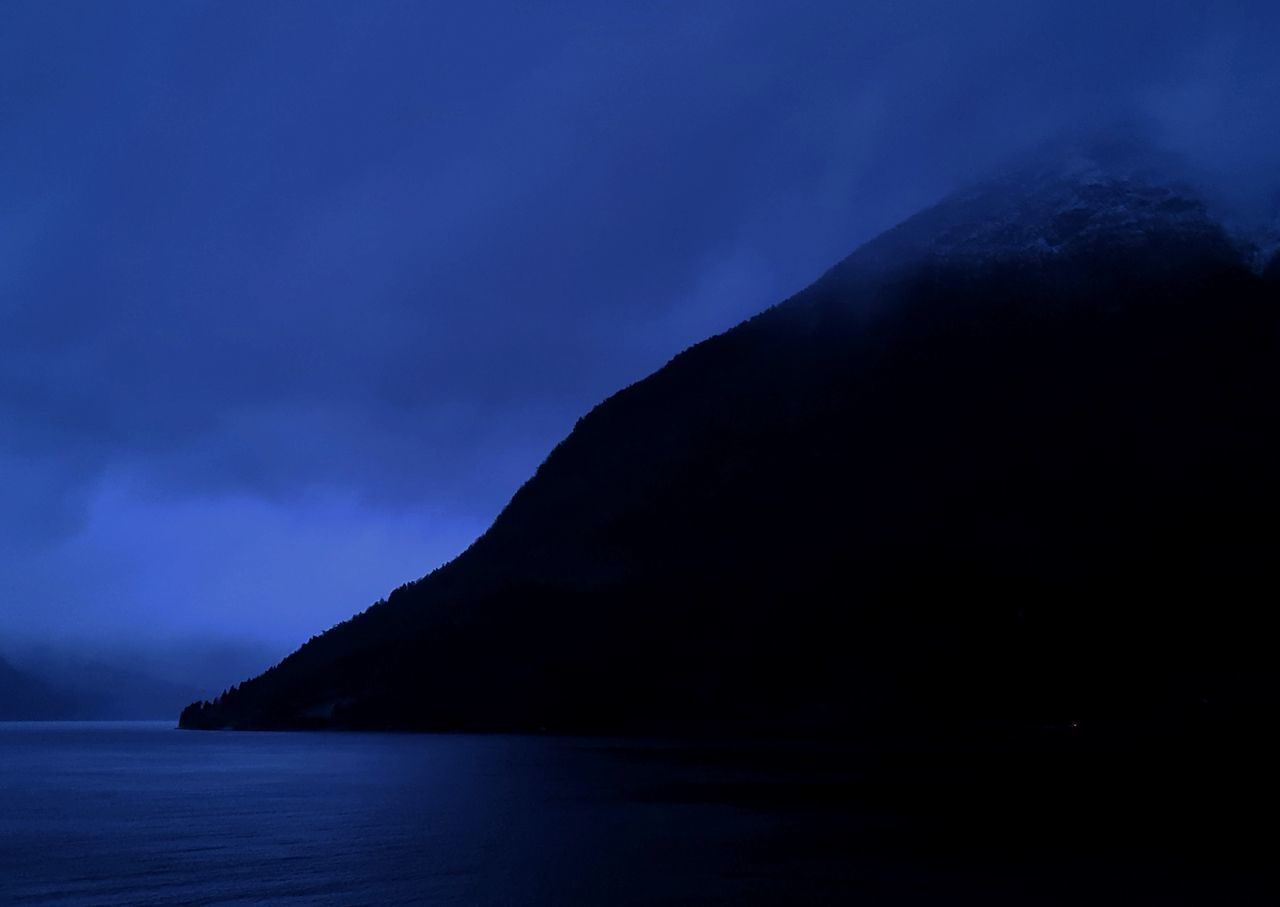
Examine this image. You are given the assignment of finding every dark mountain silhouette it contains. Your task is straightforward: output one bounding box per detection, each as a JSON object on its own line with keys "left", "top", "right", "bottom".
{"left": 0, "top": 646, "right": 246, "bottom": 720}
{"left": 182, "top": 142, "right": 1280, "bottom": 740}
{"left": 44, "top": 658, "right": 206, "bottom": 720}
{"left": 0, "top": 657, "right": 78, "bottom": 720}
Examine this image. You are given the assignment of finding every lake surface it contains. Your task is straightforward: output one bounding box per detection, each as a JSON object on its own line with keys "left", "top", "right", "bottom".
{"left": 0, "top": 722, "right": 1273, "bottom": 905}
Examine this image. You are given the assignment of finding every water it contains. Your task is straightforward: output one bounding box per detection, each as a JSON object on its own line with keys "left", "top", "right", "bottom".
{"left": 0, "top": 723, "right": 1273, "bottom": 905}
{"left": 0, "top": 722, "right": 860, "bottom": 905}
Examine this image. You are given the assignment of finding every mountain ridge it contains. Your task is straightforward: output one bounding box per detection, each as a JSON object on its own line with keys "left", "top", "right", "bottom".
{"left": 182, "top": 146, "right": 1280, "bottom": 737}
{"left": 0, "top": 657, "right": 77, "bottom": 720}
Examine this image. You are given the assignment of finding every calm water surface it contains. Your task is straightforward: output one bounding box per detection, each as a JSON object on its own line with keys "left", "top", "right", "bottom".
{"left": 0, "top": 722, "right": 1273, "bottom": 905}
{"left": 1, "top": 722, "right": 872, "bottom": 906}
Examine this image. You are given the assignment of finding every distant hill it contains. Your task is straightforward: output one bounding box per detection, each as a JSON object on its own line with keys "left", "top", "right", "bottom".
{"left": 40, "top": 658, "right": 205, "bottom": 720}
{"left": 0, "top": 657, "right": 77, "bottom": 720}
{"left": 0, "top": 647, "right": 245, "bottom": 720}
{"left": 183, "top": 141, "right": 1280, "bottom": 739}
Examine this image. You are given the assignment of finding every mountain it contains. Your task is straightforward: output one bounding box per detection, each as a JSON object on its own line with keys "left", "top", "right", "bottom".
{"left": 0, "top": 657, "right": 78, "bottom": 720}
{"left": 0, "top": 644, "right": 256, "bottom": 720}
{"left": 36, "top": 657, "right": 206, "bottom": 720}
{"left": 182, "top": 143, "right": 1280, "bottom": 738}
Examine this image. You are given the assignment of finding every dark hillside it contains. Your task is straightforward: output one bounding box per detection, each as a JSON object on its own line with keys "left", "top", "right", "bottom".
{"left": 182, "top": 155, "right": 1280, "bottom": 740}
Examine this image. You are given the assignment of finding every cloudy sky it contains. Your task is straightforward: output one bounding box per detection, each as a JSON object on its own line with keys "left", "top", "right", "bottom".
{"left": 2, "top": 1, "right": 1278, "bottom": 670}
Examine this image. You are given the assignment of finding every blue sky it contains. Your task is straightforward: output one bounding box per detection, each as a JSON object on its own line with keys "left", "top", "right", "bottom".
{"left": 2, "top": 1, "right": 1278, "bottom": 671}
